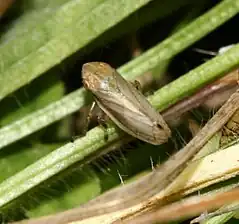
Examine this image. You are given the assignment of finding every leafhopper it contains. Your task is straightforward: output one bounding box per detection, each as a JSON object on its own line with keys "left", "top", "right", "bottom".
{"left": 82, "top": 62, "right": 171, "bottom": 145}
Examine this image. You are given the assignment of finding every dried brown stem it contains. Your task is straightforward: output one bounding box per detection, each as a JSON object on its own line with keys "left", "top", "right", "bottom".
{"left": 126, "top": 187, "right": 239, "bottom": 224}
{"left": 162, "top": 69, "right": 238, "bottom": 120}
{"left": 14, "top": 89, "right": 239, "bottom": 224}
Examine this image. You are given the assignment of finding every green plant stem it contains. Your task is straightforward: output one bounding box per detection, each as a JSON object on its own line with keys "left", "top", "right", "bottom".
{"left": 120, "top": 0, "right": 239, "bottom": 80}
{"left": 0, "top": 124, "right": 122, "bottom": 208}
{"left": 0, "top": 0, "right": 238, "bottom": 150}
{"left": 0, "top": 0, "right": 152, "bottom": 101}
{"left": 150, "top": 44, "right": 239, "bottom": 111}
{"left": 1, "top": 44, "right": 239, "bottom": 210}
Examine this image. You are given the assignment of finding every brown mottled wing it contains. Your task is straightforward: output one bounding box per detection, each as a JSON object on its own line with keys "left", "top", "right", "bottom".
{"left": 94, "top": 85, "right": 170, "bottom": 144}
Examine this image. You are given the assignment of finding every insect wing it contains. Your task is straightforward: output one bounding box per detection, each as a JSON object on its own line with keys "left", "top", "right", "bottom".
{"left": 82, "top": 62, "right": 171, "bottom": 145}
{"left": 93, "top": 68, "right": 171, "bottom": 144}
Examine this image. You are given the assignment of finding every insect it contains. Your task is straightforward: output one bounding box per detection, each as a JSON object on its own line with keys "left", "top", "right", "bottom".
{"left": 82, "top": 62, "right": 171, "bottom": 145}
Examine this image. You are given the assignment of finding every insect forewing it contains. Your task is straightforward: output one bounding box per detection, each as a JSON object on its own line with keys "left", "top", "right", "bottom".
{"left": 82, "top": 62, "right": 171, "bottom": 145}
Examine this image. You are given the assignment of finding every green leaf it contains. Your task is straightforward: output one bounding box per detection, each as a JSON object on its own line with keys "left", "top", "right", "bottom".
{"left": 26, "top": 166, "right": 101, "bottom": 218}
{"left": 0, "top": 70, "right": 64, "bottom": 126}
{"left": 0, "top": 0, "right": 153, "bottom": 100}
{"left": 0, "top": 0, "right": 238, "bottom": 150}
{"left": 1, "top": 43, "right": 239, "bottom": 211}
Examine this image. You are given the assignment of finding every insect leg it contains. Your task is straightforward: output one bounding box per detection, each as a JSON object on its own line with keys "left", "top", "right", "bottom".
{"left": 97, "top": 110, "right": 109, "bottom": 141}
{"left": 83, "top": 101, "right": 109, "bottom": 141}
{"left": 82, "top": 101, "right": 97, "bottom": 135}
{"left": 131, "top": 80, "right": 142, "bottom": 91}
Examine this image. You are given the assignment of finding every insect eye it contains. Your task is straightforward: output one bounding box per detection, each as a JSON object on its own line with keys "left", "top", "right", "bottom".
{"left": 157, "top": 123, "right": 164, "bottom": 129}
